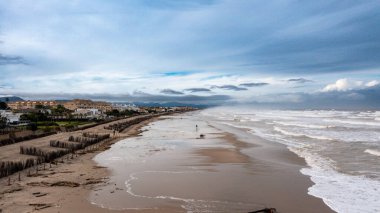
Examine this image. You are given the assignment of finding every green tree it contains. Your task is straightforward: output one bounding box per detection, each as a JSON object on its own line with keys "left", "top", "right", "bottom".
{"left": 0, "top": 115, "right": 7, "bottom": 129}
{"left": 20, "top": 112, "right": 48, "bottom": 122}
{"left": 106, "top": 109, "right": 120, "bottom": 117}
{"left": 0, "top": 102, "right": 8, "bottom": 110}
{"left": 29, "top": 123, "right": 38, "bottom": 131}
{"left": 34, "top": 104, "right": 45, "bottom": 110}
{"left": 52, "top": 105, "right": 69, "bottom": 115}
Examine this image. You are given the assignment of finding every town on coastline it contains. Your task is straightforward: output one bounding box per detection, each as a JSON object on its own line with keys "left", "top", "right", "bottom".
{"left": 0, "top": 98, "right": 195, "bottom": 145}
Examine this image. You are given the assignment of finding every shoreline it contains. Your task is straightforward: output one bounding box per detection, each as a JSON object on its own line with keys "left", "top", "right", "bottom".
{"left": 0, "top": 112, "right": 335, "bottom": 213}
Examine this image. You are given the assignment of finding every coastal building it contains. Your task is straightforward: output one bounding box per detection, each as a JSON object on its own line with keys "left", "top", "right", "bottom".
{"left": 7, "top": 100, "right": 58, "bottom": 110}
{"left": 63, "top": 99, "right": 112, "bottom": 112}
{"left": 72, "top": 108, "right": 103, "bottom": 118}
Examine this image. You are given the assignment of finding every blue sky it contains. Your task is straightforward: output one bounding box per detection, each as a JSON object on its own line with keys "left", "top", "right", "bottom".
{"left": 0, "top": 0, "right": 380, "bottom": 107}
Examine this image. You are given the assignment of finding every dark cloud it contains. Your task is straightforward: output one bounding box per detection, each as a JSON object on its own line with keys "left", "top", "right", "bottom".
{"left": 246, "top": 85, "right": 380, "bottom": 110}
{"left": 184, "top": 88, "right": 212, "bottom": 93}
{"left": 160, "top": 89, "right": 184, "bottom": 95}
{"left": 0, "top": 54, "right": 26, "bottom": 65}
{"left": 287, "top": 78, "right": 313, "bottom": 83}
{"left": 232, "top": 1, "right": 380, "bottom": 74}
{"left": 239, "top": 82, "right": 269, "bottom": 87}
{"left": 212, "top": 85, "right": 247, "bottom": 91}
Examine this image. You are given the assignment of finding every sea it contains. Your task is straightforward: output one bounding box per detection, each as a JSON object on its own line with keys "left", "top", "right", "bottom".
{"left": 202, "top": 106, "right": 380, "bottom": 213}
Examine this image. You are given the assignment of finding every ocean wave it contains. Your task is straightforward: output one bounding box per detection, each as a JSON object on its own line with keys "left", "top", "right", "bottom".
{"left": 218, "top": 121, "right": 254, "bottom": 130}
{"left": 323, "top": 119, "right": 380, "bottom": 127}
{"left": 364, "top": 149, "right": 380, "bottom": 157}
{"left": 273, "top": 121, "right": 335, "bottom": 129}
{"left": 301, "top": 167, "right": 380, "bottom": 213}
{"left": 273, "top": 126, "right": 334, "bottom": 141}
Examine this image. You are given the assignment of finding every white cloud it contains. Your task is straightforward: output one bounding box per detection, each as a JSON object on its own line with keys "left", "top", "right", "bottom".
{"left": 366, "top": 80, "right": 380, "bottom": 87}
{"left": 322, "top": 78, "right": 379, "bottom": 92}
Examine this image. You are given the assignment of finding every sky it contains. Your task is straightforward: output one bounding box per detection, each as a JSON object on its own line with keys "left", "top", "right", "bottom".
{"left": 0, "top": 0, "right": 380, "bottom": 108}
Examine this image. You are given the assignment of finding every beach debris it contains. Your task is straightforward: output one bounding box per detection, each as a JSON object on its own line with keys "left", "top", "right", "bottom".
{"left": 83, "top": 178, "right": 104, "bottom": 185}
{"left": 59, "top": 170, "right": 74, "bottom": 173}
{"left": 248, "top": 208, "right": 277, "bottom": 213}
{"left": 197, "top": 134, "right": 205, "bottom": 139}
{"left": 93, "top": 166, "right": 107, "bottom": 169}
{"left": 50, "top": 181, "right": 80, "bottom": 187}
{"left": 32, "top": 192, "right": 48, "bottom": 197}
{"left": 0, "top": 186, "right": 22, "bottom": 194}
{"left": 27, "top": 181, "right": 80, "bottom": 187}
{"left": 26, "top": 182, "right": 51, "bottom": 187}
{"left": 29, "top": 203, "right": 53, "bottom": 210}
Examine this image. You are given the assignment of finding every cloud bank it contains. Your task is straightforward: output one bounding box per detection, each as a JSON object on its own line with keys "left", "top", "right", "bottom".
{"left": 322, "top": 79, "right": 379, "bottom": 92}
{"left": 0, "top": 1, "right": 380, "bottom": 108}
{"left": 160, "top": 89, "right": 184, "bottom": 95}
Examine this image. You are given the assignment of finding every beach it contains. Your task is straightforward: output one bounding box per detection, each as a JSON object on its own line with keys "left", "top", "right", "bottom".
{"left": 0, "top": 111, "right": 335, "bottom": 213}
{"left": 0, "top": 115, "right": 162, "bottom": 212}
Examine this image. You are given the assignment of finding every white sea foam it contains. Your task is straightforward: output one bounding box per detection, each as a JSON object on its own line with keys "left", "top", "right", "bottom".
{"left": 273, "top": 126, "right": 334, "bottom": 141}
{"left": 323, "top": 118, "right": 380, "bottom": 127}
{"left": 301, "top": 168, "right": 380, "bottom": 213}
{"left": 364, "top": 149, "right": 380, "bottom": 157}
{"left": 106, "top": 156, "right": 123, "bottom": 161}
{"left": 219, "top": 121, "right": 254, "bottom": 130}
{"left": 273, "top": 121, "right": 334, "bottom": 129}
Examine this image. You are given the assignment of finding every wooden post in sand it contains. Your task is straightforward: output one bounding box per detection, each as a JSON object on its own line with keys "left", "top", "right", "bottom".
{"left": 18, "top": 172, "right": 21, "bottom": 181}
{"left": 7, "top": 177, "right": 10, "bottom": 186}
